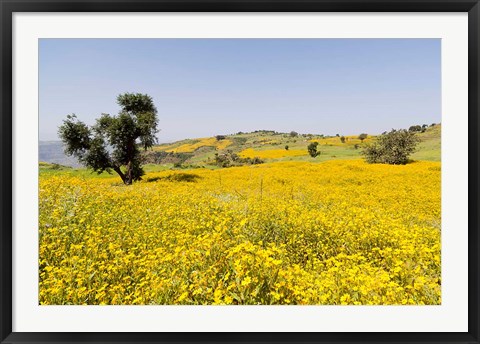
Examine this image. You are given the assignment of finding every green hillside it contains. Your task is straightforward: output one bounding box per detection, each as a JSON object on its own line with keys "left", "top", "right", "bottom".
{"left": 149, "top": 124, "right": 441, "bottom": 166}
{"left": 410, "top": 124, "right": 441, "bottom": 161}
{"left": 40, "top": 124, "right": 441, "bottom": 176}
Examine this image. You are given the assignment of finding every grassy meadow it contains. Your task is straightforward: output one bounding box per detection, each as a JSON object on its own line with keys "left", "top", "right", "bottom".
{"left": 39, "top": 125, "right": 441, "bottom": 305}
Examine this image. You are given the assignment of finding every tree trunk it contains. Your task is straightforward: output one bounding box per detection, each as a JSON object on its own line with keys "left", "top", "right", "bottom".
{"left": 113, "top": 166, "right": 128, "bottom": 185}
{"left": 125, "top": 161, "right": 133, "bottom": 185}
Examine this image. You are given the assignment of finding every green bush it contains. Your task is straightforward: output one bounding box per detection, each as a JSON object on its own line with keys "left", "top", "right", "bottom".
{"left": 358, "top": 133, "right": 368, "bottom": 142}
{"left": 361, "top": 129, "right": 419, "bottom": 165}
{"left": 214, "top": 151, "right": 264, "bottom": 168}
{"left": 307, "top": 142, "right": 320, "bottom": 158}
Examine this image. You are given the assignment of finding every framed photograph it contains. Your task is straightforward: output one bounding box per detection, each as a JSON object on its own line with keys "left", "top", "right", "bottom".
{"left": 1, "top": 0, "right": 479, "bottom": 343}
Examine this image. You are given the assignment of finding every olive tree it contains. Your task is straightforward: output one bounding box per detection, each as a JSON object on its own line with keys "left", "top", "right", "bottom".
{"left": 58, "top": 93, "right": 159, "bottom": 185}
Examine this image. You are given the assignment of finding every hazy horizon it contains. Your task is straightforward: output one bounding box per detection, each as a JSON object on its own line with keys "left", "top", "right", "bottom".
{"left": 40, "top": 38, "right": 441, "bottom": 142}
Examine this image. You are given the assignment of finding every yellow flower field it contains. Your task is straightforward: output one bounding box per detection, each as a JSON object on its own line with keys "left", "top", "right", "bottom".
{"left": 39, "top": 160, "right": 441, "bottom": 305}
{"left": 239, "top": 148, "right": 308, "bottom": 159}
{"left": 159, "top": 137, "right": 232, "bottom": 153}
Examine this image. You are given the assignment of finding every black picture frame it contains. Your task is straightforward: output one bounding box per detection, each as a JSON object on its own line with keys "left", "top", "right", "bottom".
{"left": 1, "top": 1, "right": 479, "bottom": 343}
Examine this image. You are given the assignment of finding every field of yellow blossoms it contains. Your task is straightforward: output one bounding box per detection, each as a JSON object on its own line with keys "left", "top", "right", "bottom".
{"left": 157, "top": 137, "right": 232, "bottom": 153}
{"left": 239, "top": 148, "right": 307, "bottom": 159}
{"left": 39, "top": 160, "right": 441, "bottom": 305}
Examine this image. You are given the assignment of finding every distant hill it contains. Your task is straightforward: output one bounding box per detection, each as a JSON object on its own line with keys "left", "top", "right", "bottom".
{"left": 39, "top": 141, "right": 82, "bottom": 167}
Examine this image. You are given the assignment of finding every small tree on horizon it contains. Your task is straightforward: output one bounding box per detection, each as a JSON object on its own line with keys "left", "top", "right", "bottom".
{"left": 358, "top": 133, "right": 368, "bottom": 142}
{"left": 409, "top": 125, "right": 422, "bottom": 132}
{"left": 58, "top": 93, "right": 159, "bottom": 185}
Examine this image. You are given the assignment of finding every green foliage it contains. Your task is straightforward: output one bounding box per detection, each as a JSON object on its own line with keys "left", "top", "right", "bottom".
{"left": 215, "top": 135, "right": 226, "bottom": 141}
{"left": 340, "top": 136, "right": 346, "bottom": 143}
{"left": 290, "top": 131, "right": 299, "bottom": 137}
{"left": 141, "top": 151, "right": 192, "bottom": 165}
{"left": 409, "top": 125, "right": 422, "bottom": 132}
{"left": 285, "top": 145, "right": 289, "bottom": 151}
{"left": 358, "top": 133, "right": 368, "bottom": 142}
{"left": 58, "top": 114, "right": 91, "bottom": 156}
{"left": 361, "top": 129, "right": 420, "bottom": 165}
{"left": 214, "top": 151, "right": 264, "bottom": 168}
{"left": 58, "top": 93, "right": 158, "bottom": 185}
{"left": 307, "top": 142, "right": 320, "bottom": 158}
{"left": 232, "top": 137, "right": 248, "bottom": 145}
{"left": 249, "top": 157, "right": 265, "bottom": 165}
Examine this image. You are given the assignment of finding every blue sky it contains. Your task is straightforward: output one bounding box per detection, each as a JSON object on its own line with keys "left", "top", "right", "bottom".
{"left": 39, "top": 39, "right": 441, "bottom": 143}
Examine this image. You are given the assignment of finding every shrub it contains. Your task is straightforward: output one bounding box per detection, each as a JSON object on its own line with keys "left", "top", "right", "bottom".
{"left": 232, "top": 137, "right": 248, "bottom": 145}
{"left": 141, "top": 151, "right": 192, "bottom": 165}
{"left": 361, "top": 129, "right": 419, "bottom": 165}
{"left": 250, "top": 157, "right": 264, "bottom": 165}
{"left": 307, "top": 142, "right": 320, "bottom": 158}
{"left": 340, "top": 136, "right": 346, "bottom": 143}
{"left": 285, "top": 145, "right": 289, "bottom": 151}
{"left": 358, "top": 133, "right": 368, "bottom": 142}
{"left": 214, "top": 151, "right": 264, "bottom": 167}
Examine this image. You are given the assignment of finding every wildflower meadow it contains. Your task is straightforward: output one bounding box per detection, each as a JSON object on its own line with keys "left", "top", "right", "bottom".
{"left": 39, "top": 160, "right": 441, "bottom": 305}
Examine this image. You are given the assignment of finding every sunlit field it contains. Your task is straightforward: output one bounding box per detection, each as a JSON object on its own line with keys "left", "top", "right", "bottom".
{"left": 157, "top": 137, "right": 233, "bottom": 153}
{"left": 239, "top": 148, "right": 308, "bottom": 159}
{"left": 39, "top": 160, "right": 441, "bottom": 305}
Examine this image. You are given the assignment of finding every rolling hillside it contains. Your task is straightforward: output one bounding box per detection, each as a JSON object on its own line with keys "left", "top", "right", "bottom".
{"left": 39, "top": 124, "right": 441, "bottom": 173}
{"left": 149, "top": 124, "right": 441, "bottom": 167}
